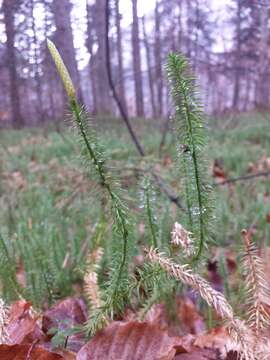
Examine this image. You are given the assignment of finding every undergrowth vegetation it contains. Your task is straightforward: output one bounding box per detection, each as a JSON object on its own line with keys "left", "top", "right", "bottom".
{"left": 0, "top": 41, "right": 270, "bottom": 358}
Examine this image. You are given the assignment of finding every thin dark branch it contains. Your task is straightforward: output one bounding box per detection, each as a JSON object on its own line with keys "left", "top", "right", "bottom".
{"left": 104, "top": 0, "right": 184, "bottom": 211}
{"left": 213, "top": 171, "right": 270, "bottom": 186}
{"left": 105, "top": 0, "right": 145, "bottom": 157}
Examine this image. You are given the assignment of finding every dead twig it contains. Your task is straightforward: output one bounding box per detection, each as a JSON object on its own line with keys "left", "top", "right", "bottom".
{"left": 104, "top": 0, "right": 184, "bottom": 210}
{"left": 214, "top": 170, "right": 270, "bottom": 186}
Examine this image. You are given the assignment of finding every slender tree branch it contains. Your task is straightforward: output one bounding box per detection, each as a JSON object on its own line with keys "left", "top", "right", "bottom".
{"left": 213, "top": 170, "right": 270, "bottom": 186}
{"left": 104, "top": 0, "right": 184, "bottom": 211}
{"left": 105, "top": 0, "right": 145, "bottom": 156}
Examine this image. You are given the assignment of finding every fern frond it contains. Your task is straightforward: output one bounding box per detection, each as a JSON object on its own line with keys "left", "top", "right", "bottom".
{"left": 166, "top": 53, "right": 213, "bottom": 261}
{"left": 241, "top": 229, "right": 270, "bottom": 333}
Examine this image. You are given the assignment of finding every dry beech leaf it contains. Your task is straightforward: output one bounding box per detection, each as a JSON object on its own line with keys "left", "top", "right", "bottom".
{"left": 212, "top": 159, "right": 227, "bottom": 184}
{"left": 42, "top": 297, "right": 87, "bottom": 352}
{"left": 40, "top": 343, "right": 77, "bottom": 360}
{"left": 77, "top": 321, "right": 184, "bottom": 360}
{"left": 42, "top": 297, "right": 87, "bottom": 332}
{"left": 207, "top": 261, "right": 223, "bottom": 293}
{"left": 175, "top": 348, "right": 217, "bottom": 360}
{"left": 177, "top": 298, "right": 206, "bottom": 335}
{"left": 143, "top": 303, "right": 169, "bottom": 330}
{"left": 6, "top": 300, "right": 44, "bottom": 345}
{"left": 248, "top": 155, "right": 270, "bottom": 173}
{"left": 0, "top": 344, "right": 64, "bottom": 360}
{"left": 54, "top": 348, "right": 76, "bottom": 360}
{"left": 56, "top": 349, "right": 77, "bottom": 360}
{"left": 194, "top": 327, "right": 231, "bottom": 351}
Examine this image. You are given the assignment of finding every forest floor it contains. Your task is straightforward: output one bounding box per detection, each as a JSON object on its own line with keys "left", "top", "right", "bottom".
{"left": 0, "top": 112, "right": 270, "bottom": 359}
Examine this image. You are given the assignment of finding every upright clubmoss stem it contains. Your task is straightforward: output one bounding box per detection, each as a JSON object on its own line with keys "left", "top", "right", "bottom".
{"left": 70, "top": 99, "right": 128, "bottom": 301}
{"left": 145, "top": 188, "right": 158, "bottom": 248}
{"left": 47, "top": 39, "right": 129, "bottom": 311}
{"left": 167, "top": 53, "right": 211, "bottom": 263}
{"left": 183, "top": 99, "right": 204, "bottom": 262}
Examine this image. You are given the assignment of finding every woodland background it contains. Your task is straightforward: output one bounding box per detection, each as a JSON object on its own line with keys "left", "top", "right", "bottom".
{"left": 0, "top": 0, "right": 270, "bottom": 128}
{"left": 1, "top": 1, "right": 270, "bottom": 358}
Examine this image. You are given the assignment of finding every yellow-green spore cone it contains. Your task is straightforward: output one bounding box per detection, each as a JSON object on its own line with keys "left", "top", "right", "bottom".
{"left": 47, "top": 39, "right": 76, "bottom": 100}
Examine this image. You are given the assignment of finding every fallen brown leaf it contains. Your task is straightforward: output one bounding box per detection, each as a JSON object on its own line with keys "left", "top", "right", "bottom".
{"left": 207, "top": 261, "right": 223, "bottom": 293}
{"left": 194, "top": 327, "right": 232, "bottom": 352}
{"left": 143, "top": 303, "right": 169, "bottom": 330}
{"left": 0, "top": 344, "right": 63, "bottom": 360}
{"left": 53, "top": 348, "right": 76, "bottom": 360}
{"left": 177, "top": 298, "right": 206, "bottom": 335}
{"left": 175, "top": 348, "right": 217, "bottom": 359}
{"left": 42, "top": 297, "right": 87, "bottom": 352}
{"left": 212, "top": 159, "right": 227, "bottom": 184}
{"left": 248, "top": 155, "right": 270, "bottom": 173}
{"left": 6, "top": 300, "right": 44, "bottom": 345}
{"left": 77, "top": 321, "right": 185, "bottom": 360}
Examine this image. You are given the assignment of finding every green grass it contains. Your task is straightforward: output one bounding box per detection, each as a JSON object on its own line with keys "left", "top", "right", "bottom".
{"left": 0, "top": 113, "right": 269, "bottom": 310}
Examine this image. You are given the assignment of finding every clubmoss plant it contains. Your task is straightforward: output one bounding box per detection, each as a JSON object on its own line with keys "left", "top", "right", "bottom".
{"left": 166, "top": 53, "right": 214, "bottom": 261}
{"left": 46, "top": 45, "right": 217, "bottom": 334}
{"left": 47, "top": 39, "right": 133, "bottom": 334}
{"left": 140, "top": 177, "right": 159, "bottom": 248}
{"left": 0, "top": 233, "right": 23, "bottom": 301}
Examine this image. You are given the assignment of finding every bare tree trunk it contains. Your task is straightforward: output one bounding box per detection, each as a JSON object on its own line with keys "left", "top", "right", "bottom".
{"left": 105, "top": 0, "right": 144, "bottom": 155}
{"left": 154, "top": 0, "right": 163, "bottom": 118}
{"left": 232, "top": 0, "right": 241, "bottom": 109}
{"left": 115, "top": 0, "right": 127, "bottom": 115}
{"left": 142, "top": 16, "right": 156, "bottom": 118}
{"left": 43, "top": 1, "right": 59, "bottom": 120}
{"left": 29, "top": 0, "right": 44, "bottom": 123}
{"left": 89, "top": 59, "right": 98, "bottom": 115}
{"left": 132, "top": 0, "right": 144, "bottom": 117}
{"left": 193, "top": 0, "right": 199, "bottom": 71}
{"left": 177, "top": 1, "right": 183, "bottom": 51}
{"left": 86, "top": 2, "right": 98, "bottom": 114}
{"left": 52, "top": 0, "right": 83, "bottom": 103}
{"left": 243, "top": 74, "right": 251, "bottom": 111}
{"left": 186, "top": 0, "right": 192, "bottom": 59}
{"left": 3, "top": 0, "right": 24, "bottom": 128}
{"left": 93, "top": 0, "right": 112, "bottom": 114}
{"left": 255, "top": 4, "right": 270, "bottom": 109}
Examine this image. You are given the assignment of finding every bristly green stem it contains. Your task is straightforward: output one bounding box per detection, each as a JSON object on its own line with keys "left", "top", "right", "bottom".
{"left": 70, "top": 99, "right": 107, "bottom": 187}
{"left": 145, "top": 189, "right": 158, "bottom": 248}
{"left": 70, "top": 98, "right": 129, "bottom": 297}
{"left": 183, "top": 98, "right": 205, "bottom": 261}
{"left": 167, "top": 53, "right": 211, "bottom": 263}
{"left": 48, "top": 38, "right": 131, "bottom": 332}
